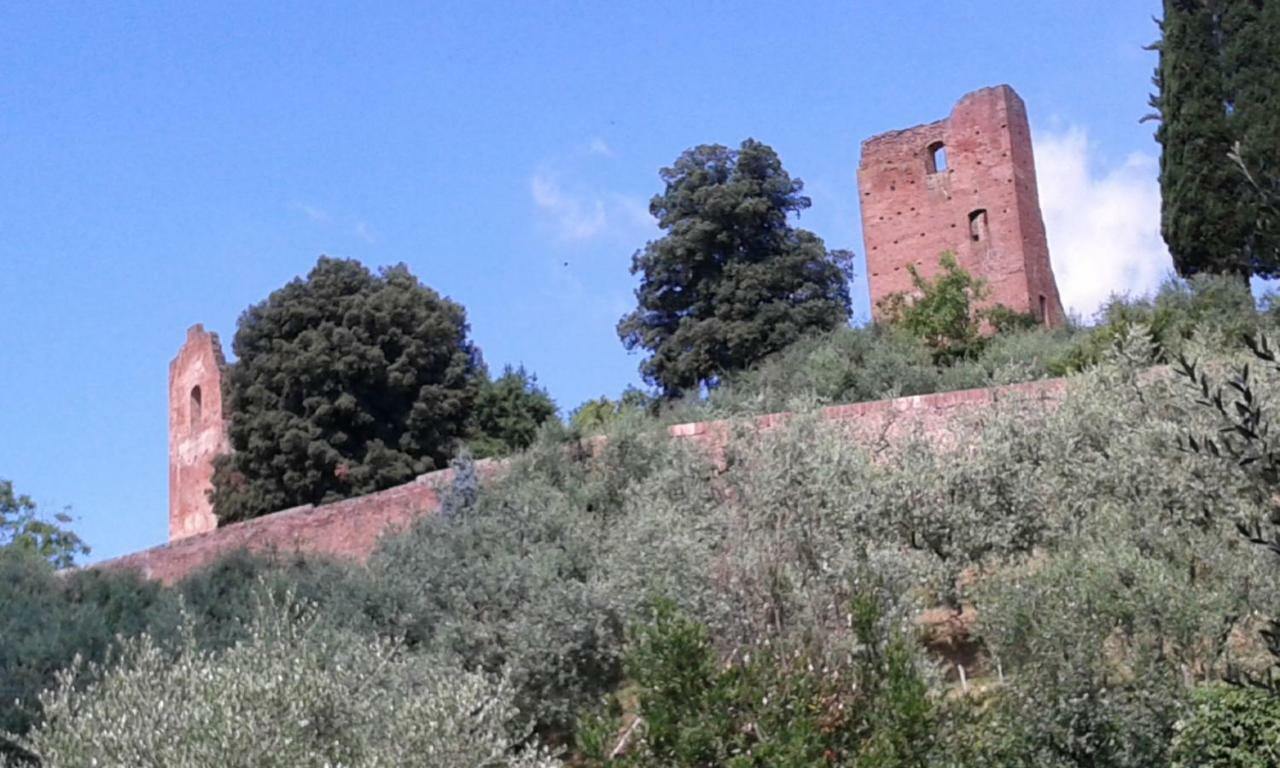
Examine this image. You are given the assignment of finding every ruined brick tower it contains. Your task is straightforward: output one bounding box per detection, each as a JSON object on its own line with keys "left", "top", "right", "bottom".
{"left": 858, "top": 85, "right": 1063, "bottom": 325}
{"left": 169, "top": 324, "right": 227, "bottom": 540}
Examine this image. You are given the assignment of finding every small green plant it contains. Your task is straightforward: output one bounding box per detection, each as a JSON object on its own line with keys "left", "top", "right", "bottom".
{"left": 878, "top": 252, "right": 989, "bottom": 363}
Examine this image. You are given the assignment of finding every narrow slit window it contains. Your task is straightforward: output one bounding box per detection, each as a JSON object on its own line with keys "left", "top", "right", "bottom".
{"left": 925, "top": 142, "right": 947, "bottom": 174}
{"left": 190, "top": 386, "right": 202, "bottom": 428}
{"left": 968, "top": 209, "right": 989, "bottom": 243}
{"left": 1038, "top": 294, "right": 1048, "bottom": 323}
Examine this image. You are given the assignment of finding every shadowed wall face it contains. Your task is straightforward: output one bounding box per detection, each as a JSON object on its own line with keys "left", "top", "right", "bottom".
{"left": 858, "top": 85, "right": 1064, "bottom": 325}
{"left": 169, "top": 324, "right": 227, "bottom": 541}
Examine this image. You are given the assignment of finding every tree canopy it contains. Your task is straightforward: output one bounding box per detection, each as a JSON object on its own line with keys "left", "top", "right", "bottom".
{"left": 1151, "top": 0, "right": 1280, "bottom": 277}
{"left": 211, "top": 257, "right": 483, "bottom": 524}
{"left": 0, "top": 479, "right": 87, "bottom": 568}
{"left": 617, "top": 139, "right": 853, "bottom": 397}
{"left": 467, "top": 365, "right": 558, "bottom": 458}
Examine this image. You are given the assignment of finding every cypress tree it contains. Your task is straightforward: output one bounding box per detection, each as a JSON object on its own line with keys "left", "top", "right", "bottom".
{"left": 1222, "top": 0, "right": 1280, "bottom": 272}
{"left": 1153, "top": 0, "right": 1249, "bottom": 277}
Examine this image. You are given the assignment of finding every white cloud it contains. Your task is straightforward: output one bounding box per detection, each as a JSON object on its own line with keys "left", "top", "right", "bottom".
{"left": 352, "top": 220, "right": 377, "bottom": 244}
{"left": 531, "top": 173, "right": 656, "bottom": 244}
{"left": 587, "top": 137, "right": 615, "bottom": 157}
{"left": 1034, "top": 126, "right": 1174, "bottom": 319}
{"left": 292, "top": 202, "right": 379, "bottom": 245}
{"left": 293, "top": 202, "right": 330, "bottom": 224}
{"left": 531, "top": 173, "right": 609, "bottom": 241}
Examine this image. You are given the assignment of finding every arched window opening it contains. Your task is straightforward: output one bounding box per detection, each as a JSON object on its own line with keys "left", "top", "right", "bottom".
{"left": 968, "top": 209, "right": 989, "bottom": 243}
{"left": 190, "top": 386, "right": 202, "bottom": 428}
{"left": 1039, "top": 294, "right": 1049, "bottom": 323}
{"left": 925, "top": 142, "right": 948, "bottom": 174}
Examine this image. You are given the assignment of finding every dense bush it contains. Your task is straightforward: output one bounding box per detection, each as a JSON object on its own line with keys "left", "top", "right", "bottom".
{"left": 1062, "top": 273, "right": 1262, "bottom": 369}
{"left": 1170, "top": 685, "right": 1280, "bottom": 767}
{"left": 172, "top": 548, "right": 391, "bottom": 650}
{"left": 578, "top": 598, "right": 934, "bottom": 767}
{"left": 0, "top": 550, "right": 171, "bottom": 760}
{"left": 651, "top": 273, "right": 1270, "bottom": 428}
{"left": 569, "top": 388, "right": 655, "bottom": 436}
{"left": 6, "top": 591, "right": 559, "bottom": 768}
{"left": 367, "top": 426, "right": 674, "bottom": 733}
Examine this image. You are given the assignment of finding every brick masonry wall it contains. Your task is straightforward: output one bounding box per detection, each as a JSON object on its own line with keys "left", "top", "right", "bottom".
{"left": 97, "top": 377, "right": 1068, "bottom": 585}
{"left": 858, "top": 85, "right": 1064, "bottom": 325}
{"left": 169, "top": 325, "right": 230, "bottom": 541}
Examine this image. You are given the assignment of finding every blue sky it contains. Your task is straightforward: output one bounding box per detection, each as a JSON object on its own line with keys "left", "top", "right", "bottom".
{"left": 1, "top": 1, "right": 1171, "bottom": 562}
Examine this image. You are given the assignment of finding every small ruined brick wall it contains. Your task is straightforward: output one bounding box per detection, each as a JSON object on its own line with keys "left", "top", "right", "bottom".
{"left": 98, "top": 377, "right": 1067, "bottom": 585}
{"left": 858, "top": 85, "right": 1064, "bottom": 325}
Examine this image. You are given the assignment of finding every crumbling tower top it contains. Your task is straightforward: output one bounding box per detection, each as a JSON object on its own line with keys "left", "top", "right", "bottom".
{"left": 168, "top": 324, "right": 227, "bottom": 541}
{"left": 858, "top": 84, "right": 1063, "bottom": 325}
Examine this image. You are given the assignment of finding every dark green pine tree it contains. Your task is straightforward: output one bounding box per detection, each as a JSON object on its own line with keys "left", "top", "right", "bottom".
{"left": 1152, "top": 0, "right": 1251, "bottom": 278}
{"left": 211, "top": 257, "right": 482, "bottom": 524}
{"left": 617, "top": 139, "right": 853, "bottom": 397}
{"left": 467, "top": 365, "right": 558, "bottom": 458}
{"left": 1222, "top": 0, "right": 1280, "bottom": 273}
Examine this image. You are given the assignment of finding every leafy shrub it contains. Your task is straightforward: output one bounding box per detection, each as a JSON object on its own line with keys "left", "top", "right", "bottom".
{"left": 173, "top": 548, "right": 391, "bottom": 651}
{"left": 1170, "top": 685, "right": 1280, "bottom": 767}
{"left": 368, "top": 422, "right": 674, "bottom": 733}
{"left": 0, "top": 479, "right": 87, "bottom": 568}
{"left": 6, "top": 590, "right": 559, "bottom": 768}
{"left": 570, "top": 388, "right": 655, "bottom": 436}
{"left": 1062, "top": 273, "right": 1262, "bottom": 370}
{"left": 0, "top": 550, "right": 171, "bottom": 760}
{"left": 975, "top": 542, "right": 1200, "bottom": 767}
{"left": 878, "top": 251, "right": 991, "bottom": 363}
{"left": 701, "top": 326, "right": 972, "bottom": 415}
{"left": 581, "top": 598, "right": 933, "bottom": 767}
{"left": 1176, "top": 332, "right": 1280, "bottom": 684}
{"left": 974, "top": 324, "right": 1080, "bottom": 380}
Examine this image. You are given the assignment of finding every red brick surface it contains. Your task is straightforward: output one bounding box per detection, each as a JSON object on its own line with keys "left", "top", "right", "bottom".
{"left": 859, "top": 85, "right": 1064, "bottom": 325}
{"left": 107, "top": 377, "right": 1067, "bottom": 585}
{"left": 169, "top": 325, "right": 230, "bottom": 541}
{"left": 101, "top": 462, "right": 502, "bottom": 585}
{"left": 665, "top": 377, "right": 1067, "bottom": 466}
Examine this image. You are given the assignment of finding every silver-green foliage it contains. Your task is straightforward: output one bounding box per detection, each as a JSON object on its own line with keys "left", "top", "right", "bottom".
{"left": 600, "top": 328, "right": 1280, "bottom": 764}
{"left": 7, "top": 591, "right": 558, "bottom": 768}
{"left": 369, "top": 426, "right": 674, "bottom": 731}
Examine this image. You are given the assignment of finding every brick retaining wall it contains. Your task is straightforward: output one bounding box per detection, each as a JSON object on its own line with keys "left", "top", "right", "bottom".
{"left": 96, "top": 377, "right": 1068, "bottom": 585}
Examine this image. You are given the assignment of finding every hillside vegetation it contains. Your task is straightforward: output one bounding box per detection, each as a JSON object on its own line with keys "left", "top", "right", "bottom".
{"left": 8, "top": 276, "right": 1280, "bottom": 765}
